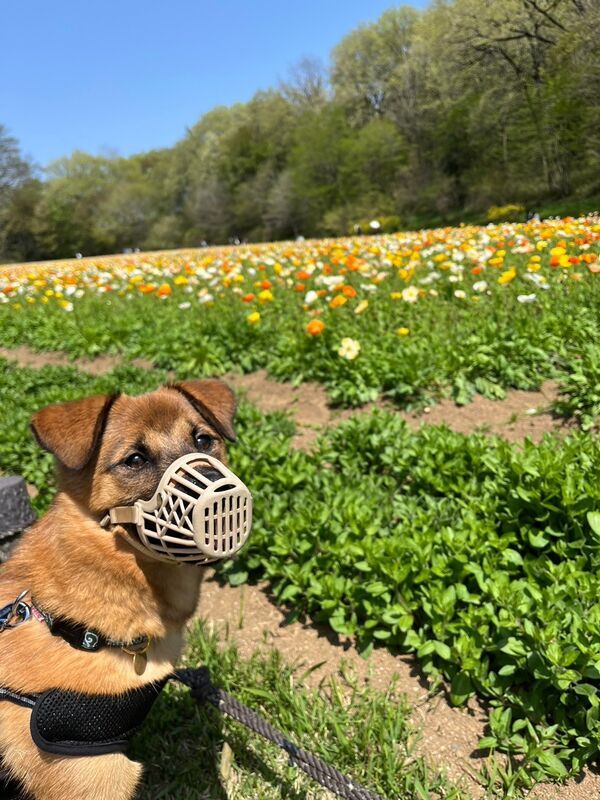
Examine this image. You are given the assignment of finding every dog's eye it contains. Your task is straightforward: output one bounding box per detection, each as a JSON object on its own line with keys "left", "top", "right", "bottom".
{"left": 124, "top": 452, "right": 147, "bottom": 469}
{"left": 194, "top": 432, "right": 213, "bottom": 451}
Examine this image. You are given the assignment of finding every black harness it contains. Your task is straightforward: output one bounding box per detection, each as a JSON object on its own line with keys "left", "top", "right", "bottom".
{"left": 1, "top": 679, "right": 169, "bottom": 757}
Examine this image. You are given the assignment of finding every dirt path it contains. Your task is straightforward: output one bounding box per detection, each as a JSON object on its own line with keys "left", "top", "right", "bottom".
{"left": 197, "top": 573, "right": 600, "bottom": 800}
{"left": 0, "top": 346, "right": 569, "bottom": 447}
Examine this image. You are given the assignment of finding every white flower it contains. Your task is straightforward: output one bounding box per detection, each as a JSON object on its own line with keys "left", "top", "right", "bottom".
{"left": 62, "top": 302, "right": 74, "bottom": 312}
{"left": 304, "top": 290, "right": 318, "bottom": 305}
{"left": 178, "top": 302, "right": 191, "bottom": 310}
{"left": 318, "top": 275, "right": 345, "bottom": 288}
{"left": 337, "top": 337, "right": 361, "bottom": 360}
{"left": 402, "top": 286, "right": 420, "bottom": 303}
{"left": 198, "top": 293, "right": 214, "bottom": 304}
{"left": 369, "top": 220, "right": 381, "bottom": 230}
{"left": 454, "top": 290, "right": 466, "bottom": 299}
{"left": 473, "top": 281, "right": 488, "bottom": 293}
{"left": 524, "top": 273, "right": 549, "bottom": 289}
{"left": 517, "top": 293, "right": 537, "bottom": 303}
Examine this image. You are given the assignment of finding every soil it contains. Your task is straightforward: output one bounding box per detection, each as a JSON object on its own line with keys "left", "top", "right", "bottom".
{"left": 2, "top": 344, "right": 596, "bottom": 796}
{"left": 224, "top": 369, "right": 566, "bottom": 448}
{"left": 1, "top": 345, "right": 571, "bottom": 447}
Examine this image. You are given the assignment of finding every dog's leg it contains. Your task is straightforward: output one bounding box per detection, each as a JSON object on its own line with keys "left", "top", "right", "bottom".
{"left": 0, "top": 706, "right": 142, "bottom": 800}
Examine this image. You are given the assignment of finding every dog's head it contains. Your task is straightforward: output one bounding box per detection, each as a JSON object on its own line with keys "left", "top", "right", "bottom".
{"left": 30, "top": 380, "right": 236, "bottom": 518}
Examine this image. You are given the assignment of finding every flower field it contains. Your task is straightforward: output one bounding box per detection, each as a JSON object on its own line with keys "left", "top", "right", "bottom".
{"left": 1, "top": 215, "right": 599, "bottom": 419}
{"left": 1, "top": 217, "right": 600, "bottom": 794}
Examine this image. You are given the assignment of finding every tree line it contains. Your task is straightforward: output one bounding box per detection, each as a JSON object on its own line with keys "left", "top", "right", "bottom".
{"left": 1, "top": 0, "right": 599, "bottom": 263}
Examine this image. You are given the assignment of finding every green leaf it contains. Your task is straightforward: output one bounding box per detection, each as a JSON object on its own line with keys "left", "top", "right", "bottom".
{"left": 587, "top": 512, "right": 600, "bottom": 537}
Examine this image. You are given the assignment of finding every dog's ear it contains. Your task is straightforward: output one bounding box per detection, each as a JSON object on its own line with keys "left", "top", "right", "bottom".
{"left": 31, "top": 394, "right": 117, "bottom": 470}
{"left": 170, "top": 379, "right": 237, "bottom": 442}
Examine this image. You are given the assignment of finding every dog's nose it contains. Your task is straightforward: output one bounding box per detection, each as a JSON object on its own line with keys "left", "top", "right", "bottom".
{"left": 198, "top": 467, "right": 223, "bottom": 484}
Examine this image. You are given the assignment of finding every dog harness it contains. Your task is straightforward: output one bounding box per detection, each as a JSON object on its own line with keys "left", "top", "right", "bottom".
{"left": 0, "top": 591, "right": 171, "bottom": 756}
{"left": 0, "top": 680, "right": 168, "bottom": 756}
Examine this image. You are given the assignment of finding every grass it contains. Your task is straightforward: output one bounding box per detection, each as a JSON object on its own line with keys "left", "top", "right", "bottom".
{"left": 131, "top": 620, "right": 468, "bottom": 800}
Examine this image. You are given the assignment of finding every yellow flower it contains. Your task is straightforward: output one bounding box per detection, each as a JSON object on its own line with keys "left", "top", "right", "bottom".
{"left": 550, "top": 246, "right": 566, "bottom": 257}
{"left": 329, "top": 295, "right": 347, "bottom": 309}
{"left": 258, "top": 289, "right": 273, "bottom": 302}
{"left": 498, "top": 268, "right": 517, "bottom": 285}
{"left": 246, "top": 311, "right": 261, "bottom": 325}
{"left": 390, "top": 292, "right": 402, "bottom": 300}
{"left": 396, "top": 327, "right": 410, "bottom": 336}
{"left": 337, "top": 337, "right": 361, "bottom": 360}
{"left": 354, "top": 300, "right": 369, "bottom": 314}
{"left": 174, "top": 275, "right": 188, "bottom": 285}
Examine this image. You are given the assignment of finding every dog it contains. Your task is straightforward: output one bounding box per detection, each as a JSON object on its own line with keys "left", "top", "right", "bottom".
{"left": 0, "top": 379, "right": 238, "bottom": 800}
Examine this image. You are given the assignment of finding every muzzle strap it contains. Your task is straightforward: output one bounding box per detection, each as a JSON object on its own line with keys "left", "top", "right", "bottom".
{"left": 102, "top": 506, "right": 142, "bottom": 527}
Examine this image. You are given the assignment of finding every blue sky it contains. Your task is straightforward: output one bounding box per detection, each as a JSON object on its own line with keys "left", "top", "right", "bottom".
{"left": 2, "top": 0, "right": 427, "bottom": 168}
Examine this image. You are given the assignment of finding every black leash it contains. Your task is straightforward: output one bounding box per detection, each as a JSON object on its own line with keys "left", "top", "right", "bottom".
{"left": 174, "top": 667, "right": 386, "bottom": 800}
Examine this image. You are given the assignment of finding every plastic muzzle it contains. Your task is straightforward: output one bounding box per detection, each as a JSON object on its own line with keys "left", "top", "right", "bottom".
{"left": 102, "top": 453, "right": 252, "bottom": 565}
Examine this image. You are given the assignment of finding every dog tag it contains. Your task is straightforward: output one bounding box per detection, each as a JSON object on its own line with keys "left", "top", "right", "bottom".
{"left": 133, "top": 651, "right": 148, "bottom": 676}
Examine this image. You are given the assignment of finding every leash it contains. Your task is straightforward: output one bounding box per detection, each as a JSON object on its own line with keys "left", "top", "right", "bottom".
{"left": 174, "top": 667, "right": 386, "bottom": 800}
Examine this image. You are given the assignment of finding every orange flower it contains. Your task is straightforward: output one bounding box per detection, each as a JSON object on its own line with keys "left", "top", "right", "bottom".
{"left": 341, "top": 285, "right": 357, "bottom": 298}
{"left": 259, "top": 280, "right": 272, "bottom": 290}
{"left": 241, "top": 293, "right": 255, "bottom": 303}
{"left": 471, "top": 266, "right": 484, "bottom": 276}
{"left": 138, "top": 284, "right": 157, "bottom": 294}
{"left": 294, "top": 283, "right": 306, "bottom": 292}
{"left": 306, "top": 319, "right": 325, "bottom": 336}
{"left": 329, "top": 295, "right": 347, "bottom": 309}
{"left": 296, "top": 270, "right": 310, "bottom": 281}
{"left": 156, "top": 284, "right": 172, "bottom": 297}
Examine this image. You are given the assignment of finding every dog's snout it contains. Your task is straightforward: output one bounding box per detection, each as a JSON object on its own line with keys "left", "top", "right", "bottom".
{"left": 198, "top": 467, "right": 223, "bottom": 483}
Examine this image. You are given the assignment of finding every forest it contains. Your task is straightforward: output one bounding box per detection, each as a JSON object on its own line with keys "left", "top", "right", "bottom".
{"left": 1, "top": 0, "right": 599, "bottom": 262}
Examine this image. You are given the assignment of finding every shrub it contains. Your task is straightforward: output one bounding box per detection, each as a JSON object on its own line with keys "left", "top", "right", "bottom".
{"left": 487, "top": 204, "right": 526, "bottom": 223}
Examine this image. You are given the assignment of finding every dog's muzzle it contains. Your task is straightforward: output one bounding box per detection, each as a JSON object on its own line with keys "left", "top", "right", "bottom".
{"left": 100, "top": 453, "right": 252, "bottom": 565}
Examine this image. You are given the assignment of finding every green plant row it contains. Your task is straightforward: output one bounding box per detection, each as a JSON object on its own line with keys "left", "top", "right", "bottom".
{"left": 1, "top": 263, "right": 599, "bottom": 413}
{"left": 1, "top": 359, "right": 600, "bottom": 783}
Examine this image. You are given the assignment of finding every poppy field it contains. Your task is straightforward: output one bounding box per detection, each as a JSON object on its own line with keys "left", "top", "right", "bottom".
{"left": 1, "top": 215, "right": 599, "bottom": 421}
{"left": 1, "top": 217, "right": 600, "bottom": 795}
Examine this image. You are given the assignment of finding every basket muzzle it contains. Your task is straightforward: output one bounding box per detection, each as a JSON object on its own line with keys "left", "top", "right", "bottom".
{"left": 101, "top": 453, "right": 252, "bottom": 565}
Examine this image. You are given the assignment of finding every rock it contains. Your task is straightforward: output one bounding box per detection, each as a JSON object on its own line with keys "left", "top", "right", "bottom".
{"left": 0, "top": 476, "right": 37, "bottom": 561}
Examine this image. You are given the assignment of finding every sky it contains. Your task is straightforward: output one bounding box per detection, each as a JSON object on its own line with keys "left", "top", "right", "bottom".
{"left": 1, "top": 0, "right": 427, "bottom": 168}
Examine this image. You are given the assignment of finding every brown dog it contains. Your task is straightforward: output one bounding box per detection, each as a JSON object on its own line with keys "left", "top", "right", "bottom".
{"left": 0, "top": 379, "right": 237, "bottom": 800}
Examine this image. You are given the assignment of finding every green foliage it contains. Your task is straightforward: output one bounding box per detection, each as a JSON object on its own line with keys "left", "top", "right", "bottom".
{"left": 225, "top": 412, "right": 600, "bottom": 780}
{"left": 487, "top": 205, "right": 526, "bottom": 223}
{"left": 553, "top": 343, "right": 600, "bottom": 430}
